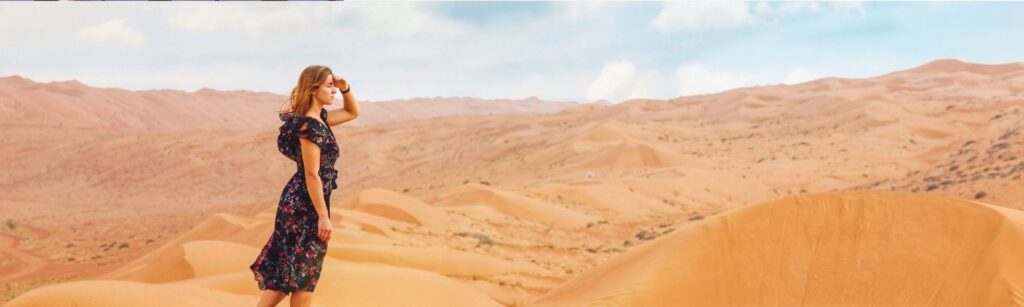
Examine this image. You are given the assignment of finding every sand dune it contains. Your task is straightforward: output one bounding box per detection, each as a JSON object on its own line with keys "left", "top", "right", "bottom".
{"left": 13, "top": 191, "right": 1023, "bottom": 306}
{"left": 330, "top": 209, "right": 417, "bottom": 240}
{"left": 182, "top": 240, "right": 262, "bottom": 278}
{"left": 101, "top": 213, "right": 263, "bottom": 283}
{"left": 175, "top": 262, "right": 504, "bottom": 307}
{"left": 5, "top": 280, "right": 259, "bottom": 307}
{"left": 8, "top": 207, "right": 520, "bottom": 306}
{"left": 867, "top": 120, "right": 1024, "bottom": 209}
{"left": 532, "top": 191, "right": 1024, "bottom": 306}
{"left": 326, "top": 244, "right": 549, "bottom": 277}
{"left": 343, "top": 96, "right": 576, "bottom": 126}
{"left": 0, "top": 76, "right": 575, "bottom": 130}
{"left": 529, "top": 182, "right": 682, "bottom": 221}
{"left": 6, "top": 59, "right": 1024, "bottom": 305}
{"left": 340, "top": 188, "right": 468, "bottom": 230}
{"left": 532, "top": 138, "right": 699, "bottom": 173}
{"left": 8, "top": 262, "right": 505, "bottom": 307}
{"left": 897, "top": 58, "right": 1024, "bottom": 76}
{"left": 433, "top": 183, "right": 599, "bottom": 229}
{"left": 524, "top": 120, "right": 703, "bottom": 174}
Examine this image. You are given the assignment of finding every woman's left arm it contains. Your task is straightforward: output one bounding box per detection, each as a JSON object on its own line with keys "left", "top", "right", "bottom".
{"left": 327, "top": 75, "right": 360, "bottom": 126}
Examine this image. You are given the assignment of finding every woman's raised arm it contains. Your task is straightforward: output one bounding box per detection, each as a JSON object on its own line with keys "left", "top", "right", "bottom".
{"left": 327, "top": 75, "right": 360, "bottom": 127}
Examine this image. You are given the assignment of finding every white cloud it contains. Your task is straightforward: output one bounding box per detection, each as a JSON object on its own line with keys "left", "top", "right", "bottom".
{"left": 586, "top": 60, "right": 652, "bottom": 103}
{"left": 783, "top": 68, "right": 818, "bottom": 84}
{"left": 166, "top": 5, "right": 336, "bottom": 38}
{"left": 346, "top": 3, "right": 470, "bottom": 38}
{"left": 756, "top": 0, "right": 866, "bottom": 17}
{"left": 558, "top": 2, "right": 615, "bottom": 22}
{"left": 754, "top": 0, "right": 822, "bottom": 16}
{"left": 651, "top": 1, "right": 756, "bottom": 32}
{"left": 77, "top": 19, "right": 145, "bottom": 44}
{"left": 653, "top": 1, "right": 867, "bottom": 32}
{"left": 165, "top": 7, "right": 250, "bottom": 33}
{"left": 165, "top": 3, "right": 468, "bottom": 38}
{"left": 674, "top": 64, "right": 748, "bottom": 96}
{"left": 759, "top": 0, "right": 869, "bottom": 18}
{"left": 831, "top": 1, "right": 867, "bottom": 17}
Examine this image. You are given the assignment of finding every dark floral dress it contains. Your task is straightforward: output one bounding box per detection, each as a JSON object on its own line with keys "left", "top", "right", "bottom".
{"left": 251, "top": 108, "right": 339, "bottom": 294}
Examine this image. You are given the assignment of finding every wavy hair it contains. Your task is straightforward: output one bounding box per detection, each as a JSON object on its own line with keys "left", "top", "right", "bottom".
{"left": 281, "top": 65, "right": 333, "bottom": 116}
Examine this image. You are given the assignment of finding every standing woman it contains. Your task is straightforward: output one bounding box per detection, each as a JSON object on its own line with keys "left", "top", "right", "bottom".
{"left": 251, "top": 65, "right": 359, "bottom": 307}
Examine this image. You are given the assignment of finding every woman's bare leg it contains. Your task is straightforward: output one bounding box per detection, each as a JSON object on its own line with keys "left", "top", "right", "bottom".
{"left": 290, "top": 290, "right": 314, "bottom": 307}
{"left": 256, "top": 290, "right": 288, "bottom": 307}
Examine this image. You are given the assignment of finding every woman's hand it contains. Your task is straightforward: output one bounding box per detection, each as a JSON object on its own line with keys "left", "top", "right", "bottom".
{"left": 317, "top": 216, "right": 332, "bottom": 242}
{"left": 332, "top": 74, "right": 349, "bottom": 91}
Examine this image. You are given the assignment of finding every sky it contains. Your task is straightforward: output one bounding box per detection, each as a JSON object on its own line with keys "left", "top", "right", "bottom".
{"left": 1, "top": 1, "right": 1023, "bottom": 103}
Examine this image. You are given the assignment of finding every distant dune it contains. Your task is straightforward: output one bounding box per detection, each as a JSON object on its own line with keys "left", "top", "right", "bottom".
{"left": 0, "top": 75, "right": 576, "bottom": 129}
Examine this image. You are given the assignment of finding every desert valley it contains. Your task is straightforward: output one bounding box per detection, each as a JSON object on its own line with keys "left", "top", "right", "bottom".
{"left": 1, "top": 59, "right": 1023, "bottom": 306}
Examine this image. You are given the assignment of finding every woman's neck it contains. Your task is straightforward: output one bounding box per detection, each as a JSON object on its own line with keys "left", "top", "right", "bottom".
{"left": 306, "top": 103, "right": 323, "bottom": 117}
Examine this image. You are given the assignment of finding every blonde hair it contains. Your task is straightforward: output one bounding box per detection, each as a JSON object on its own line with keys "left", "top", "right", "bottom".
{"left": 281, "top": 65, "right": 333, "bottom": 116}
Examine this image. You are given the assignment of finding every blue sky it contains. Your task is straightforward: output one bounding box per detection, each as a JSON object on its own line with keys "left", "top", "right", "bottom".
{"left": 1, "top": 1, "right": 1023, "bottom": 103}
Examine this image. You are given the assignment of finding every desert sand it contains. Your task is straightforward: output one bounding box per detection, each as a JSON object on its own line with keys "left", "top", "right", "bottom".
{"left": 531, "top": 191, "right": 1024, "bottom": 306}
{"left": 3, "top": 59, "right": 1024, "bottom": 305}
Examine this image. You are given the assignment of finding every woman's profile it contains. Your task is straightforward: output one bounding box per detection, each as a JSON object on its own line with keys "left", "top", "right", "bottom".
{"left": 250, "top": 65, "right": 360, "bottom": 307}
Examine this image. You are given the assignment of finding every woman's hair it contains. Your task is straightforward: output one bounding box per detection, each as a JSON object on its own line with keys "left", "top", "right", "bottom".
{"left": 281, "top": 65, "right": 333, "bottom": 115}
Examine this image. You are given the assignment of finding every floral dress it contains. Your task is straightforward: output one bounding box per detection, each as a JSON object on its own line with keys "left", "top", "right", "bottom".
{"left": 251, "top": 108, "right": 339, "bottom": 294}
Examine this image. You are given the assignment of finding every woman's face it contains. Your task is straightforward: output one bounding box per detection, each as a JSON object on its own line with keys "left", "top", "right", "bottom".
{"left": 312, "top": 75, "right": 336, "bottom": 106}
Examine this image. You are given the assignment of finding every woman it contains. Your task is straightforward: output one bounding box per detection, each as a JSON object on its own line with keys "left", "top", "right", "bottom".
{"left": 250, "top": 65, "right": 360, "bottom": 307}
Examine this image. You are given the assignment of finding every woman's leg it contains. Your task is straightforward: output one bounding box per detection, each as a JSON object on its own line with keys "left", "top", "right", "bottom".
{"left": 256, "top": 290, "right": 288, "bottom": 307}
{"left": 289, "top": 290, "right": 314, "bottom": 307}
